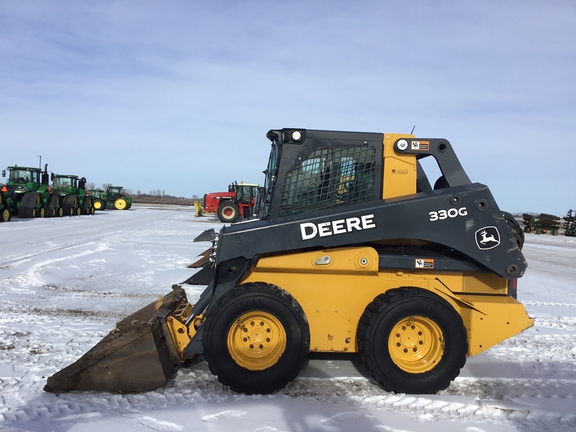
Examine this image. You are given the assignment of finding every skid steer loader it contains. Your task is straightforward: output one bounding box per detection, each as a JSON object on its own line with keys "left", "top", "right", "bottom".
{"left": 45, "top": 129, "right": 533, "bottom": 395}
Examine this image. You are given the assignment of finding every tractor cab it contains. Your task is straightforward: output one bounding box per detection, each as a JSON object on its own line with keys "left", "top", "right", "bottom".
{"left": 3, "top": 166, "right": 44, "bottom": 187}
{"left": 235, "top": 183, "right": 259, "bottom": 204}
{"left": 51, "top": 174, "right": 77, "bottom": 190}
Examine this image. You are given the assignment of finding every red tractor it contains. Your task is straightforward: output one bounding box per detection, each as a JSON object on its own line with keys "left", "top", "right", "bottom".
{"left": 196, "top": 182, "right": 260, "bottom": 223}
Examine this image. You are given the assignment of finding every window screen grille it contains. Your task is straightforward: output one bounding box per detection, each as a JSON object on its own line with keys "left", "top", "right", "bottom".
{"left": 279, "top": 145, "right": 377, "bottom": 216}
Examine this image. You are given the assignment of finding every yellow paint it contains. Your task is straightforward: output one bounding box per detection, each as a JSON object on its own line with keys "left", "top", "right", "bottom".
{"left": 226, "top": 311, "right": 287, "bottom": 370}
{"left": 165, "top": 302, "right": 200, "bottom": 363}
{"left": 382, "top": 134, "right": 417, "bottom": 199}
{"left": 388, "top": 315, "right": 444, "bottom": 373}
{"left": 194, "top": 201, "right": 203, "bottom": 216}
{"left": 240, "top": 247, "right": 534, "bottom": 357}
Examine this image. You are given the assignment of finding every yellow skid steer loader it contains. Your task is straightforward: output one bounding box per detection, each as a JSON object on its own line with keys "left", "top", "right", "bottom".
{"left": 45, "top": 129, "right": 533, "bottom": 395}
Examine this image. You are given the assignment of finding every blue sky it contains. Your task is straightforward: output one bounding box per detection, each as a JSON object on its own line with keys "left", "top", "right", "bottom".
{"left": 1, "top": 0, "right": 575, "bottom": 215}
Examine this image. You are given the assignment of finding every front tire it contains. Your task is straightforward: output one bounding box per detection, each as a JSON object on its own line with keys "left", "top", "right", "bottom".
{"left": 357, "top": 288, "right": 467, "bottom": 394}
{"left": 202, "top": 282, "right": 309, "bottom": 394}
{"left": 1, "top": 208, "right": 11, "bottom": 222}
{"left": 217, "top": 201, "right": 240, "bottom": 223}
{"left": 93, "top": 199, "right": 105, "bottom": 210}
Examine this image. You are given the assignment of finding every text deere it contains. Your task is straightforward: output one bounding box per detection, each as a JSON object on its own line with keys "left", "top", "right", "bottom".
{"left": 300, "top": 214, "right": 377, "bottom": 240}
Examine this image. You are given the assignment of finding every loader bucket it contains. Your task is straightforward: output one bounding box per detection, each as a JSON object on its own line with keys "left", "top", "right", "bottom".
{"left": 44, "top": 286, "right": 187, "bottom": 393}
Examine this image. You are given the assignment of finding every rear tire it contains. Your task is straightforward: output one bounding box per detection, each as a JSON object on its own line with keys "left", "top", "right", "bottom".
{"left": 19, "top": 192, "right": 39, "bottom": 218}
{"left": 82, "top": 197, "right": 93, "bottom": 215}
{"left": 46, "top": 195, "right": 60, "bottom": 218}
{"left": 503, "top": 211, "right": 524, "bottom": 249}
{"left": 114, "top": 198, "right": 127, "bottom": 210}
{"left": 357, "top": 288, "right": 467, "bottom": 394}
{"left": 202, "top": 282, "right": 309, "bottom": 394}
{"left": 62, "top": 195, "right": 77, "bottom": 216}
{"left": 217, "top": 202, "right": 240, "bottom": 223}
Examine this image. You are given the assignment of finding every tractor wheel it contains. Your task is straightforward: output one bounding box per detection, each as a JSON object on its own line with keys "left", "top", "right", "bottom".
{"left": 82, "top": 197, "right": 93, "bottom": 215}
{"left": 217, "top": 202, "right": 240, "bottom": 223}
{"left": 503, "top": 211, "right": 524, "bottom": 249}
{"left": 357, "top": 288, "right": 467, "bottom": 394}
{"left": 19, "top": 192, "right": 39, "bottom": 218}
{"left": 46, "top": 195, "right": 59, "bottom": 218}
{"left": 1, "top": 208, "right": 11, "bottom": 222}
{"left": 114, "top": 198, "right": 127, "bottom": 210}
{"left": 93, "top": 199, "right": 105, "bottom": 211}
{"left": 202, "top": 282, "right": 310, "bottom": 394}
{"left": 61, "top": 195, "right": 77, "bottom": 216}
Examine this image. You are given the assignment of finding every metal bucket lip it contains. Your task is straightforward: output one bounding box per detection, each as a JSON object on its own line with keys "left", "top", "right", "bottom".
{"left": 44, "top": 286, "right": 188, "bottom": 394}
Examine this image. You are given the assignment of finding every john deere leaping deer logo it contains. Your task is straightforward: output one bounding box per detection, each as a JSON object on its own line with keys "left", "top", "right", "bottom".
{"left": 475, "top": 226, "right": 501, "bottom": 250}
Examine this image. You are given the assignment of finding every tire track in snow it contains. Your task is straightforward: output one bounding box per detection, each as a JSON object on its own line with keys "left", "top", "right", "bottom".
{"left": 3, "top": 371, "right": 575, "bottom": 432}
{"left": 0, "top": 237, "right": 109, "bottom": 270}
{"left": 524, "top": 301, "right": 576, "bottom": 308}
{"left": 136, "top": 416, "right": 184, "bottom": 431}
{"left": 2, "top": 240, "right": 109, "bottom": 288}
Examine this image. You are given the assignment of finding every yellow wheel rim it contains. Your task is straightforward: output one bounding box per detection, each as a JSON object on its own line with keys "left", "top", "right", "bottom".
{"left": 115, "top": 198, "right": 126, "bottom": 210}
{"left": 388, "top": 315, "right": 444, "bottom": 373}
{"left": 2, "top": 209, "right": 9, "bottom": 222}
{"left": 94, "top": 200, "right": 102, "bottom": 210}
{"left": 227, "top": 311, "right": 286, "bottom": 371}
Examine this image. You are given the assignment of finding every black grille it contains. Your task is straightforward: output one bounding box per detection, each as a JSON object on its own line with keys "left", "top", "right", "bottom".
{"left": 279, "top": 145, "right": 377, "bottom": 216}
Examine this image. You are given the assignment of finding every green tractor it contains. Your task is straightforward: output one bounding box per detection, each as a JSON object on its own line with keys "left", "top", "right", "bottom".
{"left": 90, "top": 185, "right": 132, "bottom": 210}
{"left": 51, "top": 174, "right": 94, "bottom": 216}
{"left": 1, "top": 164, "right": 56, "bottom": 218}
{"left": 0, "top": 184, "right": 13, "bottom": 222}
{"left": 89, "top": 189, "right": 107, "bottom": 211}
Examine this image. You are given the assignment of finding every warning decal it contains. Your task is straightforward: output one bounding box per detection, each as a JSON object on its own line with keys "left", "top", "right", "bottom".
{"left": 415, "top": 258, "right": 434, "bottom": 269}
{"left": 411, "top": 140, "right": 430, "bottom": 151}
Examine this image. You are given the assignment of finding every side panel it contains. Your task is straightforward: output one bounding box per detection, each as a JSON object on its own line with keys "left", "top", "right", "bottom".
{"left": 382, "top": 133, "right": 417, "bottom": 199}
{"left": 240, "top": 247, "right": 533, "bottom": 356}
{"left": 219, "top": 182, "right": 527, "bottom": 279}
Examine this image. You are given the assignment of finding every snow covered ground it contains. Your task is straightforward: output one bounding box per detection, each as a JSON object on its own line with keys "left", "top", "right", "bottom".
{"left": 0, "top": 206, "right": 575, "bottom": 432}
